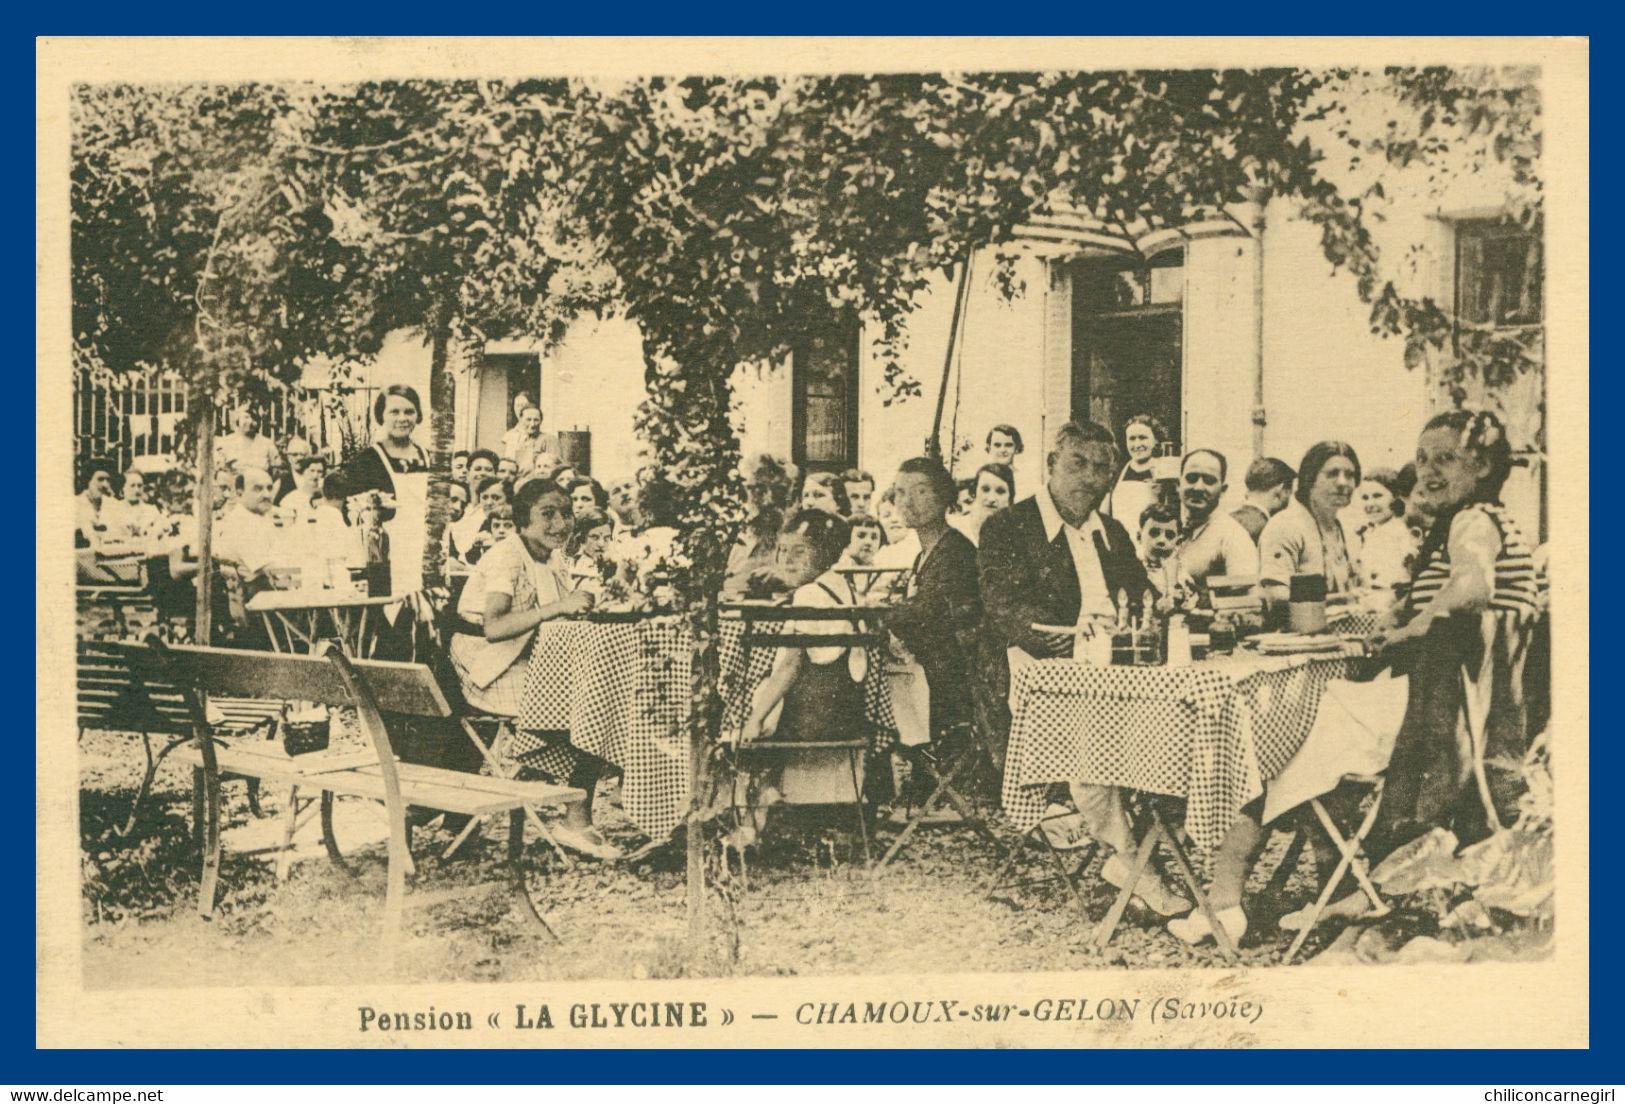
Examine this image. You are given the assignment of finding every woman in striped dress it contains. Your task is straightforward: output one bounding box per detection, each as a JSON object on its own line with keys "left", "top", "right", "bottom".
{"left": 1366, "top": 409, "right": 1540, "bottom": 851}
{"left": 1285, "top": 410, "right": 1542, "bottom": 931}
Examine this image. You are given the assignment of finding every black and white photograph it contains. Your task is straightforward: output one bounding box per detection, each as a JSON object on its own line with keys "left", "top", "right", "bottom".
{"left": 38, "top": 36, "right": 1586, "bottom": 1050}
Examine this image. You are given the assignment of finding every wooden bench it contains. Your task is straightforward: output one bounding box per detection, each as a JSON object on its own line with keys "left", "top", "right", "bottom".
{"left": 97, "top": 639, "right": 583, "bottom": 950}
{"left": 77, "top": 639, "right": 284, "bottom": 835}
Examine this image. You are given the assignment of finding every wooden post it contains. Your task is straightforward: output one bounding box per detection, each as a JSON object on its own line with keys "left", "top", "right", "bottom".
{"left": 686, "top": 604, "right": 709, "bottom": 970}
{"left": 1250, "top": 193, "right": 1269, "bottom": 459}
{"left": 927, "top": 257, "right": 973, "bottom": 460}
{"left": 194, "top": 391, "right": 215, "bottom": 641}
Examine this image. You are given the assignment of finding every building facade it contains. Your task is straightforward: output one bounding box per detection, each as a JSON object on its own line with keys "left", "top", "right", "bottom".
{"left": 437, "top": 190, "right": 1543, "bottom": 542}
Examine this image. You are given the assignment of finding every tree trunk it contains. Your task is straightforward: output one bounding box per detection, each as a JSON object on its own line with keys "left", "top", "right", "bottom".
{"left": 193, "top": 392, "right": 215, "bottom": 642}
{"left": 685, "top": 601, "right": 712, "bottom": 967}
{"left": 421, "top": 311, "right": 463, "bottom": 589}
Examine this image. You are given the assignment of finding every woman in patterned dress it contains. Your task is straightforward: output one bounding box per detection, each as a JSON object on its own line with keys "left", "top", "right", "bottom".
{"left": 1358, "top": 413, "right": 1539, "bottom": 841}
{"left": 448, "top": 479, "right": 615, "bottom": 859}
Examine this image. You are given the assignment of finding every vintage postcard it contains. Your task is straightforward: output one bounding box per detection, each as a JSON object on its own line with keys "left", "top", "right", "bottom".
{"left": 36, "top": 35, "right": 1588, "bottom": 1049}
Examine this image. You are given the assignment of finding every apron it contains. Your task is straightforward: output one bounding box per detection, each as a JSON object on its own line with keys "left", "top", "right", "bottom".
{"left": 765, "top": 578, "right": 867, "bottom": 743}
{"left": 376, "top": 442, "right": 427, "bottom": 596}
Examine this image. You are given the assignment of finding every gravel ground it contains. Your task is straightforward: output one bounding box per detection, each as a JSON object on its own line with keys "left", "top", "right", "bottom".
{"left": 76, "top": 728, "right": 1538, "bottom": 987}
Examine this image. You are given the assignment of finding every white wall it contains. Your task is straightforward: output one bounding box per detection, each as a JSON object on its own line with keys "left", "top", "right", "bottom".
{"left": 1182, "top": 233, "right": 1262, "bottom": 499}
{"left": 1255, "top": 203, "right": 1433, "bottom": 477}
{"left": 857, "top": 250, "right": 1052, "bottom": 497}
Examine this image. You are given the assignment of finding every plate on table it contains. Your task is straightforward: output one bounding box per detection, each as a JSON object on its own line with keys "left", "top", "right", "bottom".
{"left": 1248, "top": 632, "right": 1346, "bottom": 655}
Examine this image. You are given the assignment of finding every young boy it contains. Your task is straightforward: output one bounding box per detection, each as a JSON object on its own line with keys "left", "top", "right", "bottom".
{"left": 1137, "top": 502, "right": 1181, "bottom": 589}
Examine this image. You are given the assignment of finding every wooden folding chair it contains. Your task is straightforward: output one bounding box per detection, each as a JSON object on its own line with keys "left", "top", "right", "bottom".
{"left": 419, "top": 601, "right": 580, "bottom": 869}
{"left": 1272, "top": 774, "right": 1390, "bottom": 963}
{"left": 1092, "top": 793, "right": 1242, "bottom": 963}
{"left": 877, "top": 722, "right": 1004, "bottom": 873}
{"left": 722, "top": 603, "right": 884, "bottom": 873}
{"left": 440, "top": 714, "right": 577, "bottom": 870}
{"left": 984, "top": 805, "right": 1103, "bottom": 922}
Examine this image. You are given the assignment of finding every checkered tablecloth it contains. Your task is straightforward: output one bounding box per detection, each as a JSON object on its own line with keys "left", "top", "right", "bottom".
{"left": 1001, "top": 644, "right": 1364, "bottom": 852}
{"left": 515, "top": 617, "right": 897, "bottom": 838}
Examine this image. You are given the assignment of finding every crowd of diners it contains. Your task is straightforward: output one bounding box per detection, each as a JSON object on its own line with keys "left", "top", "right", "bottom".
{"left": 77, "top": 394, "right": 1549, "bottom": 938}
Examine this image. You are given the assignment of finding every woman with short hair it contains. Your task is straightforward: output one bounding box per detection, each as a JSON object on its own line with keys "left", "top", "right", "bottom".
{"left": 1357, "top": 467, "right": 1417, "bottom": 595}
{"left": 1259, "top": 441, "right": 1364, "bottom": 601}
{"left": 334, "top": 384, "right": 430, "bottom": 498}
{"left": 1104, "top": 412, "right": 1169, "bottom": 526}
{"left": 798, "top": 470, "right": 851, "bottom": 517}
{"left": 949, "top": 461, "right": 1015, "bottom": 547}
{"left": 447, "top": 480, "right": 612, "bottom": 859}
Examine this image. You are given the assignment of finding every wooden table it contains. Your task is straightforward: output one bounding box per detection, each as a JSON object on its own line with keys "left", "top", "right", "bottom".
{"left": 246, "top": 588, "right": 402, "bottom": 658}
{"left": 77, "top": 552, "right": 145, "bottom": 587}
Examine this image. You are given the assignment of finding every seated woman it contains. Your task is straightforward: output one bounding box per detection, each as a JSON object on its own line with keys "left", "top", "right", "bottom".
{"left": 881, "top": 457, "right": 983, "bottom": 799}
{"left": 798, "top": 470, "right": 851, "bottom": 517}
{"left": 1357, "top": 466, "right": 1419, "bottom": 596}
{"left": 723, "top": 454, "right": 797, "bottom": 601}
{"left": 566, "top": 477, "right": 610, "bottom": 518}
{"left": 1259, "top": 441, "right": 1364, "bottom": 604}
{"left": 1167, "top": 411, "right": 1538, "bottom": 945}
{"left": 1303, "top": 409, "right": 1539, "bottom": 922}
{"left": 738, "top": 510, "right": 867, "bottom": 825}
{"left": 836, "top": 513, "right": 888, "bottom": 597}
{"left": 463, "top": 476, "right": 512, "bottom": 566}
{"left": 447, "top": 479, "right": 613, "bottom": 859}
{"left": 949, "top": 462, "right": 1015, "bottom": 548}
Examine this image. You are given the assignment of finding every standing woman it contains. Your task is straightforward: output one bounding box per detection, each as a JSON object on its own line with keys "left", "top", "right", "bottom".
{"left": 1104, "top": 412, "right": 1168, "bottom": 526}
{"left": 334, "top": 384, "right": 432, "bottom": 595}
{"left": 337, "top": 384, "right": 430, "bottom": 497}
{"left": 1259, "top": 441, "right": 1364, "bottom": 601}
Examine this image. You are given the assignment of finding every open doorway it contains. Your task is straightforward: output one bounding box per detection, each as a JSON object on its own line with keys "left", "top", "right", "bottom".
{"left": 1071, "top": 249, "right": 1184, "bottom": 454}
{"left": 476, "top": 353, "right": 542, "bottom": 452}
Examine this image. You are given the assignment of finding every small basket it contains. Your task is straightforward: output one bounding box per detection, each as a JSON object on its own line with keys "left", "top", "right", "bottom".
{"left": 281, "top": 718, "right": 331, "bottom": 756}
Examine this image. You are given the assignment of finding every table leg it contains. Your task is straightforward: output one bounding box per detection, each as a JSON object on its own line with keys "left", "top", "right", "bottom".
{"left": 320, "top": 791, "right": 357, "bottom": 879}
{"left": 1092, "top": 807, "right": 1160, "bottom": 950}
{"left": 354, "top": 605, "right": 372, "bottom": 658}
{"left": 260, "top": 613, "right": 283, "bottom": 653}
{"left": 1152, "top": 805, "right": 1239, "bottom": 963}
{"left": 196, "top": 757, "right": 222, "bottom": 920}
{"left": 274, "top": 785, "right": 301, "bottom": 881}
{"left": 847, "top": 749, "right": 872, "bottom": 871}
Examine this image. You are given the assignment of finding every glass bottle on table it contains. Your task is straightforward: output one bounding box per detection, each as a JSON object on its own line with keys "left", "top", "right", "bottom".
{"left": 359, "top": 493, "right": 392, "bottom": 598}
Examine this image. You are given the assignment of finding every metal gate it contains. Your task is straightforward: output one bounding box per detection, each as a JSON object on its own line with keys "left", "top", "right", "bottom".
{"left": 73, "top": 370, "right": 376, "bottom": 476}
